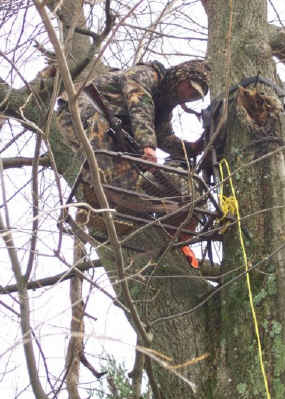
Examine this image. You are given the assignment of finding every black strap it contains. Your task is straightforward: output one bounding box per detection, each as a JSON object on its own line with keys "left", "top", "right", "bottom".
{"left": 203, "top": 74, "right": 285, "bottom": 130}
{"left": 84, "top": 83, "right": 141, "bottom": 154}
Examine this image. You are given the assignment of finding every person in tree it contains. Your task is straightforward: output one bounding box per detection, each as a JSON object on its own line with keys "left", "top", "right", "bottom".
{"left": 57, "top": 59, "right": 209, "bottom": 187}
{"left": 57, "top": 59, "right": 209, "bottom": 268}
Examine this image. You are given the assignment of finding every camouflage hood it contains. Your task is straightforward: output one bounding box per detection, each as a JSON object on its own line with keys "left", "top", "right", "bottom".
{"left": 160, "top": 59, "right": 209, "bottom": 101}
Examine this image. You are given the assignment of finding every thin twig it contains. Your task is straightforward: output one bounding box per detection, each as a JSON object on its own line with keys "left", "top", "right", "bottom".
{"left": 24, "top": 134, "right": 41, "bottom": 280}
{"left": 65, "top": 211, "right": 84, "bottom": 399}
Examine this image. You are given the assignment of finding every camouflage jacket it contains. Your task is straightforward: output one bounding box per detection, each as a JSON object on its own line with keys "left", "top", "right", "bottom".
{"left": 86, "top": 62, "right": 165, "bottom": 148}
{"left": 58, "top": 61, "right": 191, "bottom": 157}
{"left": 83, "top": 61, "right": 180, "bottom": 153}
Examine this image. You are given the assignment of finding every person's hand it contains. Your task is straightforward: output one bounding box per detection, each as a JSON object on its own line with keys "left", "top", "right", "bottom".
{"left": 143, "top": 147, "right": 157, "bottom": 163}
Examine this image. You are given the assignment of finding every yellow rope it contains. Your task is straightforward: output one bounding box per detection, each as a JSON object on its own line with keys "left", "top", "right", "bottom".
{"left": 218, "top": 158, "right": 271, "bottom": 399}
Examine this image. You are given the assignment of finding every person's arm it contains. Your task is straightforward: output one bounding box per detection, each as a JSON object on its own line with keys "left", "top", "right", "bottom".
{"left": 121, "top": 65, "right": 160, "bottom": 155}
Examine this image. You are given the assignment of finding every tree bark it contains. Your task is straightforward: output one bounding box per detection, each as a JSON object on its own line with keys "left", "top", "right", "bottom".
{"left": 206, "top": 0, "right": 285, "bottom": 397}
{"left": 96, "top": 226, "right": 216, "bottom": 398}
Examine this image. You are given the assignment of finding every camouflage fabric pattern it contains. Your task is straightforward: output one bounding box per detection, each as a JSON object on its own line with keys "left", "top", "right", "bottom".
{"left": 160, "top": 59, "right": 209, "bottom": 100}
{"left": 56, "top": 60, "right": 208, "bottom": 192}
{"left": 86, "top": 62, "right": 165, "bottom": 149}
{"left": 57, "top": 102, "right": 138, "bottom": 190}
{"left": 56, "top": 61, "right": 164, "bottom": 191}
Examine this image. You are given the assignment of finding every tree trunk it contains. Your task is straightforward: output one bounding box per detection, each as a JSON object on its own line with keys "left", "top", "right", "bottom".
{"left": 204, "top": 0, "right": 285, "bottom": 397}
{"left": 96, "top": 225, "right": 217, "bottom": 398}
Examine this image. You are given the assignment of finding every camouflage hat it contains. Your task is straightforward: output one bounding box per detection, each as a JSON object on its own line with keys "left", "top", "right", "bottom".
{"left": 161, "top": 59, "right": 209, "bottom": 101}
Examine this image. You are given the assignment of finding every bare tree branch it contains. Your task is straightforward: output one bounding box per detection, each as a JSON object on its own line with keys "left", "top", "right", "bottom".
{"left": 65, "top": 213, "right": 85, "bottom": 399}
{"left": 24, "top": 134, "right": 41, "bottom": 281}
{"left": 34, "top": 0, "right": 154, "bottom": 351}
{"left": 0, "top": 259, "right": 102, "bottom": 295}
{"left": 1, "top": 156, "right": 50, "bottom": 169}
{"left": 0, "top": 161, "right": 49, "bottom": 399}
